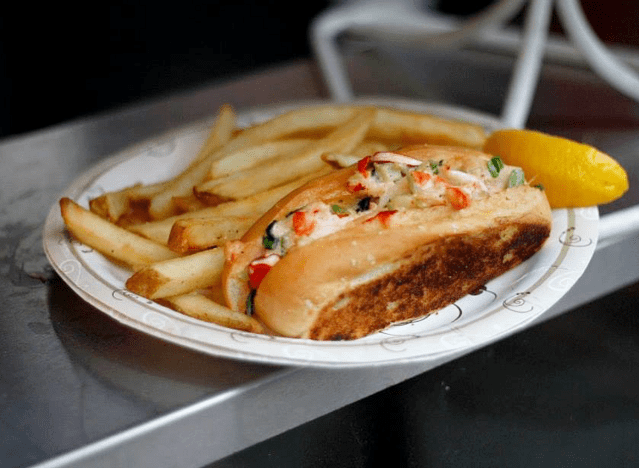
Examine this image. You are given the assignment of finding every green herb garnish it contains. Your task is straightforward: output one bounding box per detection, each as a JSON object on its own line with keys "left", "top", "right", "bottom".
{"left": 508, "top": 168, "right": 526, "bottom": 187}
{"left": 331, "top": 204, "right": 346, "bottom": 214}
{"left": 246, "top": 289, "right": 257, "bottom": 316}
{"left": 262, "top": 220, "right": 278, "bottom": 249}
{"left": 429, "top": 160, "right": 443, "bottom": 174}
{"left": 487, "top": 156, "right": 505, "bottom": 178}
{"left": 262, "top": 235, "right": 276, "bottom": 250}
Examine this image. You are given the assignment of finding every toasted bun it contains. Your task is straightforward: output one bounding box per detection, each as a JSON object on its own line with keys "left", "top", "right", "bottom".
{"left": 223, "top": 145, "right": 552, "bottom": 340}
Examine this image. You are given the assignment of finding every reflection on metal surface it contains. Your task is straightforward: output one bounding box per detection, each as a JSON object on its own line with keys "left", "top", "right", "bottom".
{"left": 48, "top": 277, "right": 278, "bottom": 408}
{"left": 311, "top": 0, "right": 639, "bottom": 117}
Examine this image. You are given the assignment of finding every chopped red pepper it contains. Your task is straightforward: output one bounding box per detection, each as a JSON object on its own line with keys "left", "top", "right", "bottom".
{"left": 446, "top": 187, "right": 470, "bottom": 210}
{"left": 292, "top": 211, "right": 316, "bottom": 236}
{"left": 357, "top": 156, "right": 371, "bottom": 178}
{"left": 412, "top": 171, "right": 431, "bottom": 185}
{"left": 433, "top": 175, "right": 448, "bottom": 186}
{"left": 248, "top": 262, "right": 272, "bottom": 289}
{"left": 348, "top": 182, "right": 366, "bottom": 192}
{"left": 365, "top": 210, "right": 397, "bottom": 227}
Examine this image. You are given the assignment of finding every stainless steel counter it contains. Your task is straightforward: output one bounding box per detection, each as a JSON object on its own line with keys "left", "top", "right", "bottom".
{"left": 2, "top": 56, "right": 638, "bottom": 468}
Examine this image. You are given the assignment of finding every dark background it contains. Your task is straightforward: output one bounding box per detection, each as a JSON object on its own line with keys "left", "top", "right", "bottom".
{"left": 0, "top": 0, "right": 637, "bottom": 139}
{"left": 0, "top": 1, "right": 332, "bottom": 138}
{"left": 0, "top": 0, "right": 511, "bottom": 139}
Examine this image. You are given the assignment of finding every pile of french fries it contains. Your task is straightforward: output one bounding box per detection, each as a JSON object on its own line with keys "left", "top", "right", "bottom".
{"left": 59, "top": 103, "right": 487, "bottom": 335}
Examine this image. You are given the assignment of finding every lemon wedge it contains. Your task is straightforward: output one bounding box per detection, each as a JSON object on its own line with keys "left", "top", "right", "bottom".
{"left": 484, "top": 129, "right": 629, "bottom": 208}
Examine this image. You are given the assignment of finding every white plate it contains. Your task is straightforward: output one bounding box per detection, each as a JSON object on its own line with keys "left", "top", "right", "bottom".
{"left": 43, "top": 98, "right": 599, "bottom": 368}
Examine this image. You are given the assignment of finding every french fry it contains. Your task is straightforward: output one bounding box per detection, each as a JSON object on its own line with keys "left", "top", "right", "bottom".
{"left": 133, "top": 167, "right": 333, "bottom": 245}
{"left": 209, "top": 138, "right": 313, "bottom": 178}
{"left": 321, "top": 140, "right": 391, "bottom": 168}
{"left": 88, "top": 193, "right": 109, "bottom": 218}
{"left": 188, "top": 104, "right": 237, "bottom": 168}
{"left": 168, "top": 216, "right": 258, "bottom": 254}
{"left": 194, "top": 109, "right": 376, "bottom": 202}
{"left": 171, "top": 193, "right": 208, "bottom": 213}
{"left": 60, "top": 198, "right": 180, "bottom": 269}
{"left": 370, "top": 107, "right": 487, "bottom": 149}
{"left": 89, "top": 181, "right": 166, "bottom": 223}
{"left": 147, "top": 105, "right": 237, "bottom": 219}
{"left": 204, "top": 105, "right": 362, "bottom": 178}
{"left": 88, "top": 105, "right": 236, "bottom": 223}
{"left": 159, "top": 293, "right": 265, "bottom": 333}
{"left": 352, "top": 140, "right": 390, "bottom": 157}
{"left": 125, "top": 248, "right": 225, "bottom": 299}
{"left": 321, "top": 152, "right": 361, "bottom": 169}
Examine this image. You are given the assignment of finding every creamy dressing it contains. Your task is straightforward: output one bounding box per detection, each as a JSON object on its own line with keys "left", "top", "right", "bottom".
{"left": 250, "top": 253, "right": 281, "bottom": 267}
{"left": 294, "top": 202, "right": 354, "bottom": 246}
{"left": 250, "top": 151, "right": 527, "bottom": 275}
